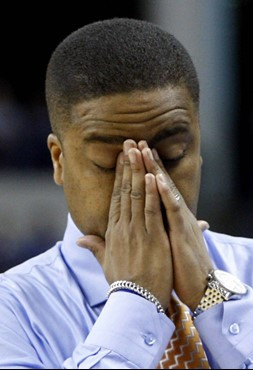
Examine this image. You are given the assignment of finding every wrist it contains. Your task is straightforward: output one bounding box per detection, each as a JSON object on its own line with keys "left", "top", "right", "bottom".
{"left": 193, "top": 270, "right": 248, "bottom": 319}
{"left": 107, "top": 281, "right": 166, "bottom": 314}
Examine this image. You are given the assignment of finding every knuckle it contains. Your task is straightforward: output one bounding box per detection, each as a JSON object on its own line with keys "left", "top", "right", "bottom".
{"left": 131, "top": 166, "right": 141, "bottom": 174}
{"left": 112, "top": 186, "right": 121, "bottom": 199}
{"left": 145, "top": 206, "right": 157, "bottom": 216}
{"left": 124, "top": 158, "right": 131, "bottom": 167}
{"left": 109, "top": 210, "right": 120, "bottom": 221}
{"left": 131, "top": 190, "right": 144, "bottom": 200}
{"left": 153, "top": 162, "right": 162, "bottom": 175}
{"left": 121, "top": 181, "right": 132, "bottom": 194}
{"left": 170, "top": 199, "right": 181, "bottom": 213}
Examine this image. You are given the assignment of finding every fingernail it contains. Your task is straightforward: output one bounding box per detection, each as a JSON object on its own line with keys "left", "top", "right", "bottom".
{"left": 152, "top": 149, "right": 160, "bottom": 161}
{"left": 145, "top": 174, "right": 153, "bottom": 186}
{"left": 147, "top": 148, "right": 154, "bottom": 161}
{"left": 76, "top": 238, "right": 85, "bottom": 247}
{"left": 123, "top": 142, "right": 130, "bottom": 156}
{"left": 124, "top": 140, "right": 136, "bottom": 155}
{"left": 128, "top": 149, "right": 137, "bottom": 164}
{"left": 139, "top": 140, "right": 148, "bottom": 149}
{"left": 157, "top": 173, "right": 166, "bottom": 184}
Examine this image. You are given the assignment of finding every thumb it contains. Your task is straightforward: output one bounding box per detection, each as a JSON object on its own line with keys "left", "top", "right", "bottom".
{"left": 197, "top": 220, "right": 210, "bottom": 232}
{"left": 77, "top": 235, "right": 105, "bottom": 265}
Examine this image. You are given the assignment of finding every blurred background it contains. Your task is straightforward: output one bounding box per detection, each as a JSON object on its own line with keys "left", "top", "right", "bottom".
{"left": 0, "top": 0, "right": 252, "bottom": 272}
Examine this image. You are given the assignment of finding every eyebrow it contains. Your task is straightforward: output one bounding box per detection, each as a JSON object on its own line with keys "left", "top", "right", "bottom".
{"left": 83, "top": 124, "right": 190, "bottom": 146}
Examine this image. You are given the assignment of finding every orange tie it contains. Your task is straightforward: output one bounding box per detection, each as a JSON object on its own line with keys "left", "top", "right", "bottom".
{"left": 158, "top": 296, "right": 210, "bottom": 369}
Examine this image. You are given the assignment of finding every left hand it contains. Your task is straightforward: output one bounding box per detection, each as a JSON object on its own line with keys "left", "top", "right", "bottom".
{"left": 139, "top": 142, "right": 214, "bottom": 311}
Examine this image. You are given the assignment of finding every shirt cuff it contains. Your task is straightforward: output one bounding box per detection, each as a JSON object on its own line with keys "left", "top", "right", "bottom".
{"left": 195, "top": 285, "right": 253, "bottom": 369}
{"left": 85, "top": 291, "right": 175, "bottom": 369}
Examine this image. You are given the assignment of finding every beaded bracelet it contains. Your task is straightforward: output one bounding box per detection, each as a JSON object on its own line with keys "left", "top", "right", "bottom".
{"left": 107, "top": 280, "right": 165, "bottom": 314}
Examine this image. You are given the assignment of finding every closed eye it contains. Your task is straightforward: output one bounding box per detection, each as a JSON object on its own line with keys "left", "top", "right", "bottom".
{"left": 94, "top": 163, "right": 116, "bottom": 173}
{"left": 94, "top": 151, "right": 186, "bottom": 173}
{"left": 162, "top": 151, "right": 186, "bottom": 166}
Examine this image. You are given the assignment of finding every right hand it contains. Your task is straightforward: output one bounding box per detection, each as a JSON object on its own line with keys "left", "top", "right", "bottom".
{"left": 77, "top": 140, "right": 173, "bottom": 310}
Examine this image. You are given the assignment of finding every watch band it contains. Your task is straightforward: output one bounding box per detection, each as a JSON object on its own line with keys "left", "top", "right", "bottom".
{"left": 193, "top": 270, "right": 247, "bottom": 319}
{"left": 193, "top": 286, "right": 225, "bottom": 318}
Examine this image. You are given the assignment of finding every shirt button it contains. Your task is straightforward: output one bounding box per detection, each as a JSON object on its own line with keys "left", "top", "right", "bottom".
{"left": 229, "top": 323, "right": 240, "bottom": 335}
{"left": 144, "top": 333, "right": 157, "bottom": 346}
{"left": 247, "top": 356, "right": 253, "bottom": 369}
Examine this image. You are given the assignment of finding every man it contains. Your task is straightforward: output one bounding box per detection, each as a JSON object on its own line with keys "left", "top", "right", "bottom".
{"left": 0, "top": 18, "right": 252, "bottom": 369}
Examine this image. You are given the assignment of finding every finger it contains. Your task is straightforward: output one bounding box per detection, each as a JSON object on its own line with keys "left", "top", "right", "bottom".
{"left": 142, "top": 147, "right": 165, "bottom": 176}
{"left": 128, "top": 148, "right": 146, "bottom": 223}
{"left": 138, "top": 140, "right": 148, "bottom": 151}
{"left": 156, "top": 173, "right": 184, "bottom": 230}
{"left": 145, "top": 173, "right": 164, "bottom": 233}
{"left": 108, "top": 152, "right": 124, "bottom": 224}
{"left": 157, "top": 173, "right": 182, "bottom": 204}
{"left": 120, "top": 140, "right": 137, "bottom": 222}
{"left": 77, "top": 236, "right": 105, "bottom": 265}
{"left": 152, "top": 149, "right": 167, "bottom": 173}
{"left": 197, "top": 220, "right": 210, "bottom": 232}
{"left": 143, "top": 148, "right": 182, "bottom": 204}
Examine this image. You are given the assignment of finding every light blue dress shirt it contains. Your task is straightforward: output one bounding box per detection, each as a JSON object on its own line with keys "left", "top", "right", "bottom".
{"left": 0, "top": 214, "right": 253, "bottom": 369}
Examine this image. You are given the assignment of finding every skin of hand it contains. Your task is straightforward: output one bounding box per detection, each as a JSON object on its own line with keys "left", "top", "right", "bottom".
{"left": 138, "top": 141, "right": 214, "bottom": 311}
{"left": 78, "top": 140, "right": 174, "bottom": 310}
{"left": 77, "top": 139, "right": 211, "bottom": 311}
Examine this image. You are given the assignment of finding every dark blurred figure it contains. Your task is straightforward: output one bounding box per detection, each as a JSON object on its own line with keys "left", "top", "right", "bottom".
{"left": 0, "top": 81, "right": 51, "bottom": 170}
{"left": 0, "top": 81, "right": 25, "bottom": 168}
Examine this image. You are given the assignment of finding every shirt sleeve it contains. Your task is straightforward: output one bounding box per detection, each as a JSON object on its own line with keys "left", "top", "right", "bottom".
{"left": 0, "top": 287, "right": 173, "bottom": 369}
{"left": 0, "top": 299, "right": 47, "bottom": 369}
{"left": 63, "top": 291, "right": 175, "bottom": 369}
{"left": 195, "top": 284, "right": 253, "bottom": 369}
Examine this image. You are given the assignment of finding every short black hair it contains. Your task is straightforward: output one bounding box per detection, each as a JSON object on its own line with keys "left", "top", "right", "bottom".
{"left": 46, "top": 18, "right": 199, "bottom": 136}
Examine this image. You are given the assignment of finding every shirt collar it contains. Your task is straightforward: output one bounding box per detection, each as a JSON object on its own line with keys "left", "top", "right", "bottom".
{"left": 61, "top": 214, "right": 109, "bottom": 308}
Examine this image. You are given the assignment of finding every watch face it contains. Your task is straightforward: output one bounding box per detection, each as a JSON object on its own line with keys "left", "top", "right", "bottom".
{"left": 214, "top": 270, "right": 247, "bottom": 295}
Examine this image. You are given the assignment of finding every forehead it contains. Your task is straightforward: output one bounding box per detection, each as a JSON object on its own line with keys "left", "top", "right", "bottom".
{"left": 69, "top": 85, "right": 198, "bottom": 141}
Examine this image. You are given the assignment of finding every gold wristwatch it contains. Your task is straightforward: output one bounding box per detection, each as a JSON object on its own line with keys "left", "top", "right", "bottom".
{"left": 193, "top": 270, "right": 247, "bottom": 319}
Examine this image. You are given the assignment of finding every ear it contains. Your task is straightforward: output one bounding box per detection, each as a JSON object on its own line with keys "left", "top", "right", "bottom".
{"left": 47, "top": 134, "right": 64, "bottom": 186}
